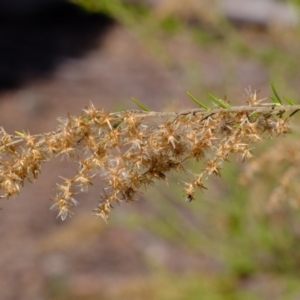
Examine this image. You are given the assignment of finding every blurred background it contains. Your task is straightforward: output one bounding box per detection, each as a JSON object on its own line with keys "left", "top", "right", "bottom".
{"left": 1, "top": 0, "right": 300, "bottom": 299}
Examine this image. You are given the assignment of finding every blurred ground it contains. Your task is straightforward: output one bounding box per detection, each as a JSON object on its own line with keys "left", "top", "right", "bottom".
{"left": 1, "top": 1, "right": 300, "bottom": 300}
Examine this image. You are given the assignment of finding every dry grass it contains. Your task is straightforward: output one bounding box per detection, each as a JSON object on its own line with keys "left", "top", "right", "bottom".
{"left": 240, "top": 137, "right": 300, "bottom": 211}
{"left": 0, "top": 89, "right": 297, "bottom": 221}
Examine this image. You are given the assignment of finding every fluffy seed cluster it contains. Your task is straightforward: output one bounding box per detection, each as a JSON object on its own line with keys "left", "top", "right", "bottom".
{"left": 0, "top": 90, "right": 295, "bottom": 220}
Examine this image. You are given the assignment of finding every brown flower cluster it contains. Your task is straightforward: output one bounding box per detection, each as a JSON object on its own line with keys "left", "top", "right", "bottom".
{"left": 0, "top": 90, "right": 296, "bottom": 221}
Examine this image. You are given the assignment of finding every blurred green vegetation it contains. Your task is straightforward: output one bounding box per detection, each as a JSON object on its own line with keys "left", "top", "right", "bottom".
{"left": 55, "top": 1, "right": 300, "bottom": 299}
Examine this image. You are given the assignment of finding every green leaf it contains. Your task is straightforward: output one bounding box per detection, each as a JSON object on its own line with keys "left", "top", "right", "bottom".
{"left": 283, "top": 96, "right": 296, "bottom": 105}
{"left": 113, "top": 119, "right": 124, "bottom": 128}
{"left": 289, "top": 109, "right": 300, "bottom": 117}
{"left": 186, "top": 92, "right": 210, "bottom": 110}
{"left": 208, "top": 93, "right": 231, "bottom": 109}
{"left": 15, "top": 131, "right": 25, "bottom": 136}
{"left": 270, "top": 82, "right": 282, "bottom": 104}
{"left": 131, "top": 97, "right": 152, "bottom": 112}
{"left": 249, "top": 112, "right": 259, "bottom": 120}
{"left": 270, "top": 96, "right": 280, "bottom": 104}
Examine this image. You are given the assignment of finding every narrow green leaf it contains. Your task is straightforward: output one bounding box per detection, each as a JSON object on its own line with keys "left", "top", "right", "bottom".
{"left": 270, "top": 96, "right": 279, "bottom": 104}
{"left": 249, "top": 112, "right": 259, "bottom": 120}
{"left": 113, "top": 119, "right": 124, "bottom": 129}
{"left": 283, "top": 96, "right": 296, "bottom": 105}
{"left": 270, "top": 82, "right": 282, "bottom": 104}
{"left": 131, "top": 97, "right": 152, "bottom": 112}
{"left": 289, "top": 109, "right": 300, "bottom": 117}
{"left": 186, "top": 91, "right": 210, "bottom": 110}
{"left": 15, "top": 131, "right": 25, "bottom": 136}
{"left": 208, "top": 93, "right": 231, "bottom": 109}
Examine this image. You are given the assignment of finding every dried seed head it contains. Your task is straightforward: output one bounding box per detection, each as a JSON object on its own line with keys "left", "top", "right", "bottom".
{"left": 0, "top": 91, "right": 294, "bottom": 220}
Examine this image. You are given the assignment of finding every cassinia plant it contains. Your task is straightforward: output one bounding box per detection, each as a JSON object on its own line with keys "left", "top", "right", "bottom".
{"left": 0, "top": 86, "right": 298, "bottom": 221}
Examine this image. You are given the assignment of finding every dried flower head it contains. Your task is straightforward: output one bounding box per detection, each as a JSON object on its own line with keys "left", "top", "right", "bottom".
{"left": 0, "top": 89, "right": 298, "bottom": 220}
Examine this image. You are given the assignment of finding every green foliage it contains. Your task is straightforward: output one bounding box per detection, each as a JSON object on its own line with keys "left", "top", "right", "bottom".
{"left": 208, "top": 93, "right": 232, "bottom": 108}
{"left": 131, "top": 97, "right": 152, "bottom": 111}
{"left": 160, "top": 16, "right": 182, "bottom": 35}
{"left": 186, "top": 91, "right": 210, "bottom": 110}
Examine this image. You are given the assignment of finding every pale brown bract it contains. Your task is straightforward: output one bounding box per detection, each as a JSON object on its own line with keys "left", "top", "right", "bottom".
{"left": 0, "top": 91, "right": 296, "bottom": 221}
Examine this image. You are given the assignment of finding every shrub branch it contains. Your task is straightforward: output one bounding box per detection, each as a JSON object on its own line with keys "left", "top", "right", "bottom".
{"left": 0, "top": 89, "right": 297, "bottom": 220}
